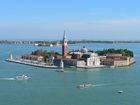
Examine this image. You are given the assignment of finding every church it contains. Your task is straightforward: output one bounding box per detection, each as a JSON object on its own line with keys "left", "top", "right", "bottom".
{"left": 53, "top": 31, "right": 101, "bottom": 68}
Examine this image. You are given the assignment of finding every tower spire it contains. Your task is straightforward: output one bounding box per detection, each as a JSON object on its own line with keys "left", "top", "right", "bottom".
{"left": 63, "top": 30, "right": 66, "bottom": 39}
{"left": 62, "top": 30, "right": 68, "bottom": 58}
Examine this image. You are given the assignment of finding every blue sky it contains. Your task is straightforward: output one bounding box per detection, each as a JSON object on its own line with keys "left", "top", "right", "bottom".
{"left": 0, "top": 0, "right": 140, "bottom": 40}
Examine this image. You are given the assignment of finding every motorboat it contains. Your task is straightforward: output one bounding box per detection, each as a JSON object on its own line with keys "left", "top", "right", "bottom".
{"left": 77, "top": 83, "right": 93, "bottom": 88}
{"left": 77, "top": 84, "right": 85, "bottom": 88}
{"left": 15, "top": 74, "right": 30, "bottom": 80}
{"left": 118, "top": 90, "right": 123, "bottom": 94}
{"left": 84, "top": 84, "right": 93, "bottom": 87}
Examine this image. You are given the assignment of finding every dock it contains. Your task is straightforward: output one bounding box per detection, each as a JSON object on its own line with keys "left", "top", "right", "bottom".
{"left": 6, "top": 59, "right": 60, "bottom": 69}
{"left": 76, "top": 65, "right": 106, "bottom": 69}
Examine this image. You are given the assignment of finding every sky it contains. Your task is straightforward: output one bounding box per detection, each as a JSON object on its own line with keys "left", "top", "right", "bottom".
{"left": 0, "top": 0, "right": 140, "bottom": 40}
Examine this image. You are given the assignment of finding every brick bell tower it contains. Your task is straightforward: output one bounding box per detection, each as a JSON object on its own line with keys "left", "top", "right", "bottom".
{"left": 62, "top": 31, "right": 68, "bottom": 58}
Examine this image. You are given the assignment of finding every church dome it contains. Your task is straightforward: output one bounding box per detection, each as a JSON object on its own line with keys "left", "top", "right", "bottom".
{"left": 81, "top": 46, "right": 88, "bottom": 53}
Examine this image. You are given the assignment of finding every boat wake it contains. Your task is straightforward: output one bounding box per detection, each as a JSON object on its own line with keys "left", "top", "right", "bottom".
{"left": 0, "top": 78, "right": 15, "bottom": 81}
{"left": 0, "top": 74, "right": 30, "bottom": 81}
{"left": 92, "top": 83, "right": 109, "bottom": 87}
{"left": 77, "top": 83, "right": 110, "bottom": 89}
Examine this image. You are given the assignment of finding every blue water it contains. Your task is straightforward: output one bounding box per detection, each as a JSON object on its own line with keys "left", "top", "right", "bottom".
{"left": 0, "top": 43, "right": 140, "bottom": 105}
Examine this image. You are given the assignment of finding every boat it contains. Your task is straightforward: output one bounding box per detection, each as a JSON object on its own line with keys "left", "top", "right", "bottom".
{"left": 118, "top": 90, "right": 123, "bottom": 93}
{"left": 15, "top": 74, "right": 30, "bottom": 80}
{"left": 77, "top": 84, "right": 85, "bottom": 88}
{"left": 77, "top": 83, "right": 93, "bottom": 88}
{"left": 84, "top": 84, "right": 93, "bottom": 87}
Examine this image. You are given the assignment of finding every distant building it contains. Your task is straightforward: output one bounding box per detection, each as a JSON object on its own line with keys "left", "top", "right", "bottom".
{"left": 100, "top": 54, "right": 135, "bottom": 67}
{"left": 69, "top": 46, "right": 101, "bottom": 67}
{"left": 54, "top": 32, "right": 101, "bottom": 68}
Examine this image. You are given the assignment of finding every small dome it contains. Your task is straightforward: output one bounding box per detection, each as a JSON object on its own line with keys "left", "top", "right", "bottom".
{"left": 81, "top": 46, "right": 88, "bottom": 53}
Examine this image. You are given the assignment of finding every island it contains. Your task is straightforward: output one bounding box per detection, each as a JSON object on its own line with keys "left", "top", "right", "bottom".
{"left": 6, "top": 31, "right": 135, "bottom": 69}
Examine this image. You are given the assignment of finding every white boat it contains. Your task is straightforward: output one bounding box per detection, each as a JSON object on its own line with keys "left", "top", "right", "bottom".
{"left": 84, "top": 84, "right": 93, "bottom": 87}
{"left": 77, "top": 84, "right": 93, "bottom": 88}
{"left": 118, "top": 90, "right": 123, "bottom": 93}
{"left": 77, "top": 84, "right": 85, "bottom": 88}
{"left": 15, "top": 74, "right": 30, "bottom": 80}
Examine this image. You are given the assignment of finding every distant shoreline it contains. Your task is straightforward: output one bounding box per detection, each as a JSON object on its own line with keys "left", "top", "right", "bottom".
{"left": 0, "top": 40, "right": 140, "bottom": 44}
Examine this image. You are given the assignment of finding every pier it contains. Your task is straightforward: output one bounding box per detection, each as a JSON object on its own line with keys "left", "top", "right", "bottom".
{"left": 6, "top": 59, "right": 60, "bottom": 69}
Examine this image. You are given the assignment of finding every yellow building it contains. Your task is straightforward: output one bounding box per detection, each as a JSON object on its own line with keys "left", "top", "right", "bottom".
{"left": 100, "top": 54, "right": 135, "bottom": 67}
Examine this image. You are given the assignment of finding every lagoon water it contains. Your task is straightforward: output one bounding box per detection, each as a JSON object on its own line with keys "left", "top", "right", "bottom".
{"left": 0, "top": 43, "right": 140, "bottom": 105}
